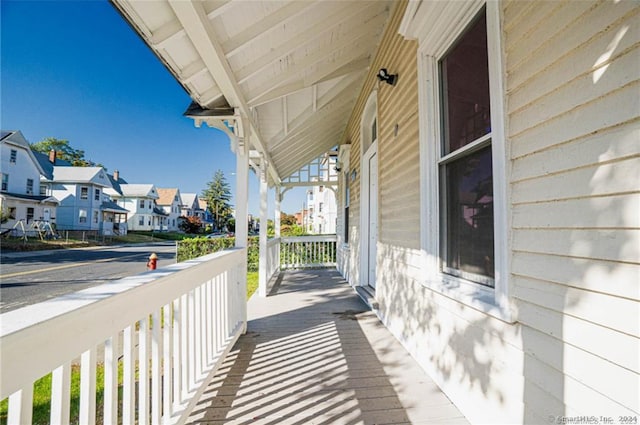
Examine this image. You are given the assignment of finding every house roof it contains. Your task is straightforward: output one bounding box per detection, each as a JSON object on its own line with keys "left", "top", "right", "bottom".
{"left": 111, "top": 1, "right": 392, "bottom": 186}
{"left": 47, "top": 166, "right": 113, "bottom": 188}
{"left": 107, "top": 173, "right": 128, "bottom": 195}
{"left": 156, "top": 188, "right": 180, "bottom": 206}
{"left": 198, "top": 199, "right": 208, "bottom": 210}
{"left": 1, "top": 130, "right": 48, "bottom": 177}
{"left": 0, "top": 192, "right": 59, "bottom": 204}
{"left": 100, "top": 201, "right": 129, "bottom": 214}
{"left": 181, "top": 193, "right": 199, "bottom": 209}
{"left": 153, "top": 207, "right": 169, "bottom": 216}
{"left": 32, "top": 151, "right": 73, "bottom": 180}
{"left": 114, "top": 184, "right": 159, "bottom": 199}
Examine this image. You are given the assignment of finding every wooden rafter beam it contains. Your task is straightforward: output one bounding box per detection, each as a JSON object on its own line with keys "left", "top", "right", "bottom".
{"left": 167, "top": 0, "right": 280, "bottom": 184}
{"left": 244, "top": 33, "right": 377, "bottom": 107}
{"left": 203, "top": 0, "right": 234, "bottom": 20}
{"left": 267, "top": 73, "right": 361, "bottom": 147}
{"left": 248, "top": 53, "right": 371, "bottom": 107}
{"left": 222, "top": 1, "right": 316, "bottom": 58}
{"left": 235, "top": 2, "right": 379, "bottom": 84}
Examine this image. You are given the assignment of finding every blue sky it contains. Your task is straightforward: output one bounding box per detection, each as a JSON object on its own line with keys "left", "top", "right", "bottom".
{"left": 1, "top": 0, "right": 306, "bottom": 216}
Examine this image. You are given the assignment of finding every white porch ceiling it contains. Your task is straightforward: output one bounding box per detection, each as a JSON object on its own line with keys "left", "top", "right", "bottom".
{"left": 112, "top": 0, "right": 392, "bottom": 186}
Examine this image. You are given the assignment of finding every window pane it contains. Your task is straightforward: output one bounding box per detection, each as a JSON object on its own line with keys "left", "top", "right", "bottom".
{"left": 442, "top": 146, "right": 494, "bottom": 283}
{"left": 440, "top": 10, "right": 490, "bottom": 155}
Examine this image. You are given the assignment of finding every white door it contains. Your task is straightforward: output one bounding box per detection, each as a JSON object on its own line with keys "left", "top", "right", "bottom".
{"left": 43, "top": 208, "right": 51, "bottom": 222}
{"left": 366, "top": 149, "right": 378, "bottom": 289}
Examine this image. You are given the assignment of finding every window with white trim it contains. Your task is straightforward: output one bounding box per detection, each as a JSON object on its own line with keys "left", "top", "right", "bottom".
{"left": 343, "top": 171, "right": 350, "bottom": 243}
{"left": 439, "top": 9, "right": 494, "bottom": 286}
{"left": 26, "top": 179, "right": 34, "bottom": 195}
{"left": 26, "top": 207, "right": 34, "bottom": 223}
{"left": 80, "top": 187, "right": 88, "bottom": 200}
{"left": 79, "top": 208, "right": 87, "bottom": 223}
{"left": 416, "top": 3, "right": 510, "bottom": 319}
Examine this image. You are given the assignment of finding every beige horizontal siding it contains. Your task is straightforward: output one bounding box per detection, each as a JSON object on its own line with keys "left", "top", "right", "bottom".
{"left": 506, "top": 1, "right": 638, "bottom": 92}
{"left": 507, "top": 0, "right": 640, "bottom": 418}
{"left": 512, "top": 193, "right": 639, "bottom": 227}
{"left": 342, "top": 0, "right": 419, "bottom": 252}
{"left": 511, "top": 123, "right": 639, "bottom": 182}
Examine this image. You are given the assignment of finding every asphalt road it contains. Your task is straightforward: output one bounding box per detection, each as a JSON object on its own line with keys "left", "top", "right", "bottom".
{"left": 0, "top": 243, "right": 176, "bottom": 313}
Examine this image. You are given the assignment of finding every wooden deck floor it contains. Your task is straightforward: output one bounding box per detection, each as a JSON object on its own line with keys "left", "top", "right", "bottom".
{"left": 187, "top": 269, "right": 468, "bottom": 425}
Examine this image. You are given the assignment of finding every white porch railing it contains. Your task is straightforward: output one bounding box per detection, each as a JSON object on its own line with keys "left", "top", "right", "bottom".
{"left": 266, "top": 237, "right": 281, "bottom": 280}
{"left": 280, "top": 235, "right": 337, "bottom": 269}
{"left": 259, "top": 237, "right": 281, "bottom": 296}
{"left": 0, "top": 248, "right": 247, "bottom": 425}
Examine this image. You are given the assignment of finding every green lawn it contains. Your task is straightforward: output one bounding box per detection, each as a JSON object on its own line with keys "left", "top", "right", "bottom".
{"left": 247, "top": 271, "right": 258, "bottom": 299}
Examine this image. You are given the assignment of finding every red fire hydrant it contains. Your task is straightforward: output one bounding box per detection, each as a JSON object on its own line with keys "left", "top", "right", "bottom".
{"left": 147, "top": 253, "right": 158, "bottom": 270}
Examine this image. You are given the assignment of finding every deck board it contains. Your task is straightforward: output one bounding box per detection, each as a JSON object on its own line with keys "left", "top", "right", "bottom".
{"left": 188, "top": 269, "right": 468, "bottom": 425}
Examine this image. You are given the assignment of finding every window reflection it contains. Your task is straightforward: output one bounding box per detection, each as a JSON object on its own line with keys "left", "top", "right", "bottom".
{"left": 442, "top": 146, "right": 494, "bottom": 282}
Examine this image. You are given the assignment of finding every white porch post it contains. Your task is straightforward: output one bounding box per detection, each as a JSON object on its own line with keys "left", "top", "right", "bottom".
{"left": 274, "top": 186, "right": 281, "bottom": 238}
{"left": 235, "top": 138, "right": 249, "bottom": 249}
{"left": 235, "top": 116, "right": 250, "bottom": 333}
{"left": 258, "top": 159, "right": 269, "bottom": 297}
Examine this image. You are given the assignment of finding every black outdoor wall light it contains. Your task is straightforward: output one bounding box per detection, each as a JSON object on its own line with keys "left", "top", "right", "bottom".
{"left": 377, "top": 68, "right": 397, "bottom": 85}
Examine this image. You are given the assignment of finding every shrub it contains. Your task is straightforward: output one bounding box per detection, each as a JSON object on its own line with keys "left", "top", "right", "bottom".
{"left": 177, "top": 236, "right": 259, "bottom": 271}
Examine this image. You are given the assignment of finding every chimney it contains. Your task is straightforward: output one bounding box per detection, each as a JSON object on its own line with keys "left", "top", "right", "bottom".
{"left": 113, "top": 169, "right": 119, "bottom": 181}
{"left": 49, "top": 149, "right": 56, "bottom": 163}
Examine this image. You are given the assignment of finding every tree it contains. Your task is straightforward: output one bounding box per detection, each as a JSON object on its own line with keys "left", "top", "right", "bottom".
{"left": 30, "top": 137, "right": 103, "bottom": 168}
{"left": 201, "top": 170, "right": 233, "bottom": 232}
{"left": 178, "top": 216, "right": 202, "bottom": 234}
{"left": 280, "top": 212, "right": 297, "bottom": 226}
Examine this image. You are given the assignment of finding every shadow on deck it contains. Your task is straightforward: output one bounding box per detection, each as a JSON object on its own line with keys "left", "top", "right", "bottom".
{"left": 188, "top": 269, "right": 468, "bottom": 424}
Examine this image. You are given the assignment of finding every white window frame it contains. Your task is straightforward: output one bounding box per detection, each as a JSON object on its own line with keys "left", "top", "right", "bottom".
{"left": 338, "top": 144, "right": 351, "bottom": 247}
{"left": 26, "top": 179, "right": 34, "bottom": 195}
{"left": 80, "top": 186, "right": 89, "bottom": 200}
{"left": 415, "top": 1, "right": 512, "bottom": 322}
{"left": 79, "top": 208, "right": 87, "bottom": 224}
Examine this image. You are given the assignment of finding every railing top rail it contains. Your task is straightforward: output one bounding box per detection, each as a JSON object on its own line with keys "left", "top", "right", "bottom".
{"left": 0, "top": 247, "right": 246, "bottom": 399}
{"left": 281, "top": 235, "right": 337, "bottom": 243}
{"left": 267, "top": 237, "right": 281, "bottom": 247}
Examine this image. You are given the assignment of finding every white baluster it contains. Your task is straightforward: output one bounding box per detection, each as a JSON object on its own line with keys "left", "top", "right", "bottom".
{"left": 8, "top": 387, "right": 33, "bottom": 425}
{"left": 151, "top": 310, "right": 162, "bottom": 424}
{"left": 123, "top": 325, "right": 135, "bottom": 425}
{"left": 139, "top": 317, "right": 150, "bottom": 425}
{"left": 104, "top": 335, "right": 119, "bottom": 425}
{"left": 79, "top": 347, "right": 96, "bottom": 425}
{"left": 163, "top": 303, "right": 174, "bottom": 424}
{"left": 50, "top": 363, "right": 71, "bottom": 425}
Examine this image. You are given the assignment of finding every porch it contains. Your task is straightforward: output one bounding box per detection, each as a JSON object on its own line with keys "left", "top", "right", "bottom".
{"left": 0, "top": 248, "right": 467, "bottom": 425}
{"left": 188, "top": 269, "right": 467, "bottom": 425}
